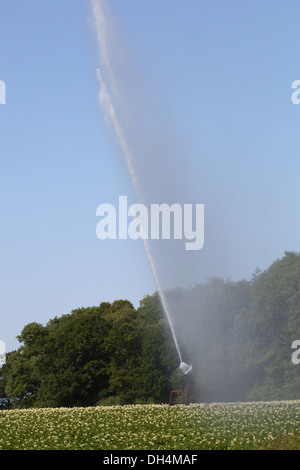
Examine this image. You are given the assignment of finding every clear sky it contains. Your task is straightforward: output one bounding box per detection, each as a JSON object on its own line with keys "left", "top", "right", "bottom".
{"left": 1, "top": 0, "right": 300, "bottom": 352}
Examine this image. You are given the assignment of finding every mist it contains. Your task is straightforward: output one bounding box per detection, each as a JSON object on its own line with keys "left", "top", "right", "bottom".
{"left": 90, "top": 0, "right": 245, "bottom": 386}
{"left": 90, "top": 0, "right": 210, "bottom": 292}
{"left": 91, "top": 0, "right": 207, "bottom": 369}
{"left": 90, "top": 0, "right": 300, "bottom": 402}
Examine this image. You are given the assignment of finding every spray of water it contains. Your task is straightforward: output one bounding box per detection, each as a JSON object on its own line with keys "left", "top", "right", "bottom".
{"left": 91, "top": 0, "right": 183, "bottom": 363}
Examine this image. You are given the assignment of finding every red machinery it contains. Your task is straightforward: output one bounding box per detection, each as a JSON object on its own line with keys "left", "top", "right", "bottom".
{"left": 169, "top": 375, "right": 190, "bottom": 406}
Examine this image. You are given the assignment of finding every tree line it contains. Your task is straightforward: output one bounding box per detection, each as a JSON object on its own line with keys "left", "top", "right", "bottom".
{"left": 1, "top": 251, "right": 300, "bottom": 408}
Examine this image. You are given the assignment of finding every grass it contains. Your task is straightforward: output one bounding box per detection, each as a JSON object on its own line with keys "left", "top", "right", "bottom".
{"left": 1, "top": 400, "right": 300, "bottom": 450}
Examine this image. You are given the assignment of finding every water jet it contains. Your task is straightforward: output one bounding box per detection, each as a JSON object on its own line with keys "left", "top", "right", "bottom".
{"left": 91, "top": 0, "right": 185, "bottom": 366}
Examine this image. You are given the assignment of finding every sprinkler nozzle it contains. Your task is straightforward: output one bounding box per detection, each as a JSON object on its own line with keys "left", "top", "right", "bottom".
{"left": 179, "top": 362, "right": 192, "bottom": 375}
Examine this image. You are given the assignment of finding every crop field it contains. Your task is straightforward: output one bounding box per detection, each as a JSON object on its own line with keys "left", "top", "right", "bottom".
{"left": 1, "top": 401, "right": 300, "bottom": 450}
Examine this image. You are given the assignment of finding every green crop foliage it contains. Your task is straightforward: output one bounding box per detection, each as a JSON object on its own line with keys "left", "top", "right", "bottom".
{"left": 1, "top": 401, "right": 300, "bottom": 450}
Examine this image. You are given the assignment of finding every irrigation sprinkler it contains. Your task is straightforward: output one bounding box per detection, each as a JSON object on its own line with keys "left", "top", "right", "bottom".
{"left": 169, "top": 362, "right": 192, "bottom": 406}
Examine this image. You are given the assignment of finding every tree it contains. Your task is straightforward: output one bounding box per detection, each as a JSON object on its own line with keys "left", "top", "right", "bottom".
{"left": 246, "top": 251, "right": 300, "bottom": 400}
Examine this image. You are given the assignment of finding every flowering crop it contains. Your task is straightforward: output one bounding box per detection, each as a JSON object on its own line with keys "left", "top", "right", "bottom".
{"left": 0, "top": 401, "right": 300, "bottom": 450}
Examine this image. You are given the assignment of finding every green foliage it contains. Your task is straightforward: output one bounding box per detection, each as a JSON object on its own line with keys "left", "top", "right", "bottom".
{"left": 165, "top": 251, "right": 300, "bottom": 401}
{"left": 245, "top": 251, "right": 300, "bottom": 400}
{"left": 2, "top": 251, "right": 300, "bottom": 407}
{"left": 1, "top": 298, "right": 176, "bottom": 407}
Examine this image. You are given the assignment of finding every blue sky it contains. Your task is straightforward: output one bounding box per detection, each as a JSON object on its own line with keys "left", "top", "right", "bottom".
{"left": 1, "top": 0, "right": 300, "bottom": 352}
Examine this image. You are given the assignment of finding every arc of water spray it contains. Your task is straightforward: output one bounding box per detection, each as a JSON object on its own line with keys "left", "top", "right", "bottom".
{"left": 91, "top": 0, "right": 183, "bottom": 363}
